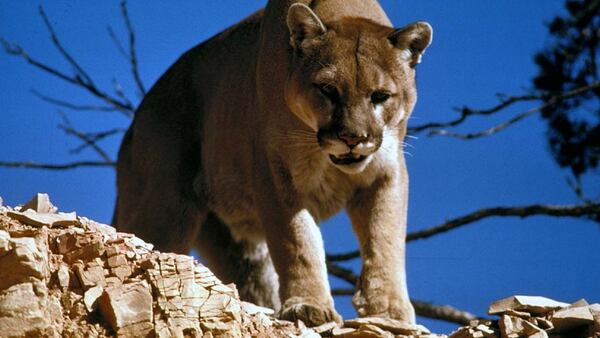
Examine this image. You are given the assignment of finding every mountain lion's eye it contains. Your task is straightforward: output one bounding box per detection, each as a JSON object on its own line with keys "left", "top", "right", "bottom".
{"left": 315, "top": 84, "right": 339, "bottom": 101}
{"left": 371, "top": 91, "right": 390, "bottom": 105}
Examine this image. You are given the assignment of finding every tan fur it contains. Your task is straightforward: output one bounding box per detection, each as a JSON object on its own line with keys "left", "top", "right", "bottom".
{"left": 114, "top": 0, "right": 432, "bottom": 326}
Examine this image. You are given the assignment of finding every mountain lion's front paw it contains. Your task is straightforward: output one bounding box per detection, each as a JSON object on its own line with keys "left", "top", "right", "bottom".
{"left": 353, "top": 288, "right": 415, "bottom": 323}
{"left": 280, "top": 296, "right": 342, "bottom": 326}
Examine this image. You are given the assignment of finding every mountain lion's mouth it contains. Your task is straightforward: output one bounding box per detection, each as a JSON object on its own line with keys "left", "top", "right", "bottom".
{"left": 329, "top": 153, "right": 367, "bottom": 165}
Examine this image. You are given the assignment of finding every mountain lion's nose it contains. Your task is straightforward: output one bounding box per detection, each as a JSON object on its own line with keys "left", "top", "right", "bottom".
{"left": 338, "top": 132, "right": 368, "bottom": 147}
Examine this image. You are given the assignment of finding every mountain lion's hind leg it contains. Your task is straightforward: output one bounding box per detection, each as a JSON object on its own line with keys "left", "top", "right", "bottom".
{"left": 194, "top": 214, "right": 281, "bottom": 311}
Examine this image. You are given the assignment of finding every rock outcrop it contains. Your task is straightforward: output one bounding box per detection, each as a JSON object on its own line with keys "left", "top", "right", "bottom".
{"left": 1, "top": 194, "right": 598, "bottom": 338}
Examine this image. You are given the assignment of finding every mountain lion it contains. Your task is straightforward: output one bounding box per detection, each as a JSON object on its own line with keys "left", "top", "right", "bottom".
{"left": 114, "top": 0, "right": 432, "bottom": 326}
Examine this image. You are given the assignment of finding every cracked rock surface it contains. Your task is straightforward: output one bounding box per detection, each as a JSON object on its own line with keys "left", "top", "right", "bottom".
{"left": 2, "top": 194, "right": 597, "bottom": 338}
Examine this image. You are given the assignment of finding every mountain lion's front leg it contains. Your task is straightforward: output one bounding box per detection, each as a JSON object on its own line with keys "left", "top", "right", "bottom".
{"left": 261, "top": 207, "right": 342, "bottom": 326}
{"left": 347, "top": 172, "right": 415, "bottom": 323}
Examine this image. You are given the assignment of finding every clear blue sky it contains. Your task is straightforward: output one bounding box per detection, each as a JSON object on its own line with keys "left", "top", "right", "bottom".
{"left": 1, "top": 1, "right": 598, "bottom": 334}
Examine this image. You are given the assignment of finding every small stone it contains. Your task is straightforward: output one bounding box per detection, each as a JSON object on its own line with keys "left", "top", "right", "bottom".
{"left": 56, "top": 264, "right": 70, "bottom": 288}
{"left": 98, "top": 280, "right": 153, "bottom": 332}
{"left": 505, "top": 309, "right": 531, "bottom": 318}
{"left": 7, "top": 209, "right": 78, "bottom": 228}
{"left": 489, "top": 295, "right": 569, "bottom": 315}
{"left": 332, "top": 327, "right": 357, "bottom": 336}
{"left": 550, "top": 306, "right": 594, "bottom": 332}
{"left": 107, "top": 254, "right": 127, "bottom": 268}
{"left": 241, "top": 301, "right": 275, "bottom": 316}
{"left": 84, "top": 285, "right": 104, "bottom": 312}
{"left": 19, "top": 193, "right": 57, "bottom": 214}
{"left": 521, "top": 321, "right": 546, "bottom": 337}
{"left": 344, "top": 317, "right": 430, "bottom": 335}
{"left": 111, "top": 264, "right": 132, "bottom": 281}
{"left": 0, "top": 230, "right": 11, "bottom": 255}
{"left": 499, "top": 315, "right": 527, "bottom": 338}
{"left": 74, "top": 263, "right": 105, "bottom": 288}
{"left": 312, "top": 321, "right": 338, "bottom": 334}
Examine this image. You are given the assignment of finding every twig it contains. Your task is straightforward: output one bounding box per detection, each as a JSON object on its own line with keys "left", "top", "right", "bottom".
{"left": 69, "top": 128, "right": 126, "bottom": 154}
{"left": 409, "top": 82, "right": 600, "bottom": 136}
{"left": 327, "top": 202, "right": 600, "bottom": 261}
{"left": 120, "top": 0, "right": 146, "bottom": 97}
{"left": 0, "top": 161, "right": 115, "bottom": 170}
{"left": 411, "top": 299, "right": 479, "bottom": 325}
{"left": 328, "top": 264, "right": 479, "bottom": 325}
{"left": 408, "top": 93, "right": 542, "bottom": 133}
{"left": 31, "top": 89, "right": 118, "bottom": 112}
{"left": 429, "top": 103, "right": 540, "bottom": 139}
{"left": 0, "top": 11, "right": 135, "bottom": 116}
{"left": 38, "top": 6, "right": 94, "bottom": 86}
{"left": 106, "top": 26, "right": 128, "bottom": 59}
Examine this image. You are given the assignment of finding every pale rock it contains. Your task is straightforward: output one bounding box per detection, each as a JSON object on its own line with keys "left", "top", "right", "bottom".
{"left": 489, "top": 296, "right": 569, "bottom": 315}
{"left": 333, "top": 327, "right": 357, "bottom": 336}
{"left": 111, "top": 264, "right": 133, "bottom": 281}
{"left": 474, "top": 324, "right": 496, "bottom": 336}
{"left": 569, "top": 299, "right": 589, "bottom": 308}
{"left": 56, "top": 263, "right": 70, "bottom": 288}
{"left": 0, "top": 233, "right": 49, "bottom": 290}
{"left": 84, "top": 285, "right": 104, "bottom": 312}
{"left": 0, "top": 230, "right": 11, "bottom": 255}
{"left": 7, "top": 209, "right": 78, "bottom": 228}
{"left": 107, "top": 253, "right": 127, "bottom": 268}
{"left": 0, "top": 281, "right": 58, "bottom": 337}
{"left": 74, "top": 263, "right": 105, "bottom": 288}
{"left": 298, "top": 327, "right": 322, "bottom": 338}
{"left": 98, "top": 280, "right": 153, "bottom": 332}
{"left": 499, "top": 315, "right": 527, "bottom": 338}
{"left": 55, "top": 231, "right": 104, "bottom": 263}
{"left": 344, "top": 317, "right": 430, "bottom": 335}
{"left": 521, "top": 321, "right": 546, "bottom": 337}
{"left": 19, "top": 193, "right": 58, "bottom": 214}
{"left": 504, "top": 309, "right": 531, "bottom": 318}
{"left": 312, "top": 321, "right": 338, "bottom": 334}
{"left": 550, "top": 305, "right": 594, "bottom": 332}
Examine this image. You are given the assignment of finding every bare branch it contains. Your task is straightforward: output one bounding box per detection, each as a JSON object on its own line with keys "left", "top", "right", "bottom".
{"left": 327, "top": 202, "right": 600, "bottom": 262}
{"left": 69, "top": 128, "right": 125, "bottom": 155}
{"left": 58, "top": 122, "right": 113, "bottom": 164}
{"left": 38, "top": 6, "right": 94, "bottom": 86}
{"left": 411, "top": 300, "right": 479, "bottom": 326}
{"left": 120, "top": 0, "right": 146, "bottom": 96}
{"left": 429, "top": 105, "right": 539, "bottom": 139}
{"left": 0, "top": 161, "right": 115, "bottom": 170}
{"left": 31, "top": 89, "right": 119, "bottom": 112}
{"left": 1, "top": 11, "right": 136, "bottom": 116}
{"left": 409, "top": 81, "right": 600, "bottom": 136}
{"left": 332, "top": 288, "right": 478, "bottom": 326}
{"left": 408, "top": 203, "right": 600, "bottom": 242}
{"left": 408, "top": 93, "right": 542, "bottom": 134}
{"left": 106, "top": 26, "right": 128, "bottom": 59}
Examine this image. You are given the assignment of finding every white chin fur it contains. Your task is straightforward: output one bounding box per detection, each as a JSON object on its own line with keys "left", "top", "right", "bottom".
{"left": 331, "top": 154, "right": 373, "bottom": 174}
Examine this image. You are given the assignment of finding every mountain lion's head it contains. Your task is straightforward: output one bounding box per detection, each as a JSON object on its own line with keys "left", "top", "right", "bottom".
{"left": 285, "top": 3, "right": 432, "bottom": 174}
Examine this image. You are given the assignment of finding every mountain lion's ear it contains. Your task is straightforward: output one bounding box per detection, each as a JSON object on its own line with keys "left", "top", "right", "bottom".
{"left": 286, "top": 3, "right": 326, "bottom": 51}
{"left": 388, "top": 21, "right": 433, "bottom": 67}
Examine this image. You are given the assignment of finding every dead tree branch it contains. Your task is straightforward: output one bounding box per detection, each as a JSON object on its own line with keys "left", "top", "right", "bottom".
{"left": 56, "top": 113, "right": 115, "bottom": 163}
{"left": 409, "top": 82, "right": 600, "bottom": 137}
{"left": 0, "top": 161, "right": 115, "bottom": 170}
{"left": 31, "top": 89, "right": 119, "bottom": 112}
{"left": 327, "top": 202, "right": 600, "bottom": 262}
{"left": 0, "top": 7, "right": 135, "bottom": 116}
{"left": 120, "top": 0, "right": 146, "bottom": 97}
{"left": 327, "top": 262, "right": 479, "bottom": 325}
